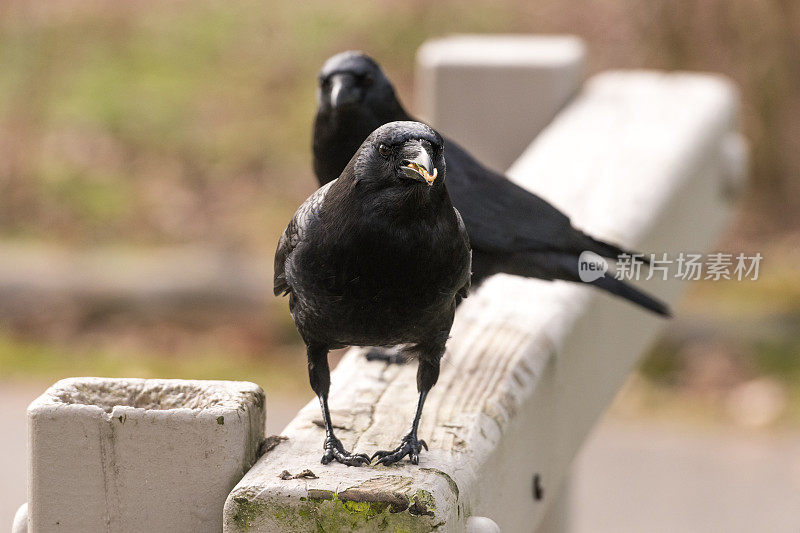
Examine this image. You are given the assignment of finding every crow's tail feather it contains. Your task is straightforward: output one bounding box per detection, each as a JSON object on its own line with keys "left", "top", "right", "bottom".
{"left": 499, "top": 251, "right": 670, "bottom": 316}
{"left": 579, "top": 234, "right": 651, "bottom": 266}
{"left": 588, "top": 273, "right": 671, "bottom": 316}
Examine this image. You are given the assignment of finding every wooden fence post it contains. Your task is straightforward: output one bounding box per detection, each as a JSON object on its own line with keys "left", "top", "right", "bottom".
{"left": 222, "top": 39, "right": 744, "bottom": 532}
{"left": 24, "top": 378, "right": 265, "bottom": 532}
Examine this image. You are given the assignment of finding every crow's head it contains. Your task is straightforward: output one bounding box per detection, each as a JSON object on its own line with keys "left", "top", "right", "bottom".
{"left": 351, "top": 121, "right": 445, "bottom": 193}
{"left": 317, "top": 51, "right": 397, "bottom": 113}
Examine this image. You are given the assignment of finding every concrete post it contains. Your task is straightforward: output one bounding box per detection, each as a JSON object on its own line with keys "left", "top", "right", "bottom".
{"left": 416, "top": 35, "right": 585, "bottom": 173}
{"left": 26, "top": 377, "right": 265, "bottom": 533}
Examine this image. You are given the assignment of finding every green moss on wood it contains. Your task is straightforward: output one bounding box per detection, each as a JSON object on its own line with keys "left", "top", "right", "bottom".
{"left": 230, "top": 494, "right": 271, "bottom": 532}
{"left": 307, "top": 489, "right": 335, "bottom": 501}
{"left": 409, "top": 490, "right": 436, "bottom": 517}
{"left": 229, "top": 486, "right": 441, "bottom": 532}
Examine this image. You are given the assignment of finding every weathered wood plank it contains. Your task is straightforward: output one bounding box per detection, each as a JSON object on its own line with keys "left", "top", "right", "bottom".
{"left": 223, "top": 70, "right": 741, "bottom": 532}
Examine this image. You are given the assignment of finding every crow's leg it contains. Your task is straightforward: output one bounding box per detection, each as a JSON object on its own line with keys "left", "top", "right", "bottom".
{"left": 372, "top": 346, "right": 442, "bottom": 466}
{"left": 371, "top": 390, "right": 430, "bottom": 465}
{"left": 307, "top": 343, "right": 370, "bottom": 466}
{"left": 364, "top": 345, "right": 409, "bottom": 365}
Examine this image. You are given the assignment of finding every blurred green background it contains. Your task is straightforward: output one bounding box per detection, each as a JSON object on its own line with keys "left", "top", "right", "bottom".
{"left": 1, "top": 0, "right": 799, "bottom": 427}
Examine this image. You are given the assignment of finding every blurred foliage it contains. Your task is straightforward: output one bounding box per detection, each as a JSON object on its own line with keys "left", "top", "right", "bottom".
{"left": 1, "top": 0, "right": 797, "bottom": 247}
{"left": 756, "top": 336, "right": 800, "bottom": 382}
{"left": 637, "top": 244, "right": 800, "bottom": 426}
{"left": 0, "top": 328, "right": 309, "bottom": 395}
{"left": 0, "top": 0, "right": 509, "bottom": 246}
{"left": 0, "top": 0, "right": 798, "bottom": 413}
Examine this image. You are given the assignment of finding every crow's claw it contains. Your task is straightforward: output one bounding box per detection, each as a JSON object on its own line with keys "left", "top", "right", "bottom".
{"left": 370, "top": 433, "right": 427, "bottom": 466}
{"left": 364, "top": 347, "right": 409, "bottom": 365}
{"left": 321, "top": 436, "right": 370, "bottom": 467}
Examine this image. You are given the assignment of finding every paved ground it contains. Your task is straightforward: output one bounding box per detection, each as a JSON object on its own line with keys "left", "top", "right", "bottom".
{"left": 0, "top": 382, "right": 38, "bottom": 530}
{"left": 570, "top": 420, "right": 800, "bottom": 533}
{"left": 3, "top": 381, "right": 799, "bottom": 531}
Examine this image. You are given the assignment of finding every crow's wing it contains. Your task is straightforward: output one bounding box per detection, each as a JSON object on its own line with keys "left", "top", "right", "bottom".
{"left": 445, "top": 140, "right": 620, "bottom": 258}
{"left": 273, "top": 180, "right": 335, "bottom": 296}
{"left": 453, "top": 207, "right": 472, "bottom": 299}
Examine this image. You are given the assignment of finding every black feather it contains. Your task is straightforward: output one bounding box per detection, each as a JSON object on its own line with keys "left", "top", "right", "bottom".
{"left": 312, "top": 51, "right": 668, "bottom": 316}
{"left": 277, "top": 120, "right": 472, "bottom": 466}
{"left": 278, "top": 120, "right": 472, "bottom": 348}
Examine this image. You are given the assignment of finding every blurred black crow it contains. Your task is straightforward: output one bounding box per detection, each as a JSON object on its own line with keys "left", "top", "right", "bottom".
{"left": 275, "top": 121, "right": 471, "bottom": 465}
{"left": 313, "top": 51, "right": 670, "bottom": 317}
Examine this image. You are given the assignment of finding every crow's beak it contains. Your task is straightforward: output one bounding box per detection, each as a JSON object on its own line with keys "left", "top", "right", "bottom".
{"left": 401, "top": 141, "right": 437, "bottom": 186}
{"left": 329, "top": 73, "right": 360, "bottom": 108}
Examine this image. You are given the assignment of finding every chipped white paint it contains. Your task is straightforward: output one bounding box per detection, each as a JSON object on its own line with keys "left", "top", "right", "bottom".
{"left": 27, "top": 378, "right": 265, "bottom": 533}
{"left": 416, "top": 35, "right": 586, "bottom": 173}
{"left": 223, "top": 63, "right": 743, "bottom": 532}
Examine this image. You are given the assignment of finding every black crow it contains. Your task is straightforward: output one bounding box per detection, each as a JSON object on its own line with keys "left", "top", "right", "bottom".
{"left": 313, "top": 51, "right": 670, "bottom": 317}
{"left": 275, "top": 121, "right": 471, "bottom": 466}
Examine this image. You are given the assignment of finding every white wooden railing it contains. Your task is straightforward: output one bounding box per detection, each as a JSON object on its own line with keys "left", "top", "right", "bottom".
{"left": 12, "top": 35, "right": 744, "bottom": 533}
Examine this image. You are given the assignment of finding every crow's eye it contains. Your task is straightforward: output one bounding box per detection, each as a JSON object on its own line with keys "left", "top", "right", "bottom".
{"left": 378, "top": 144, "right": 391, "bottom": 157}
{"left": 362, "top": 75, "right": 375, "bottom": 87}
{"left": 320, "top": 77, "right": 330, "bottom": 89}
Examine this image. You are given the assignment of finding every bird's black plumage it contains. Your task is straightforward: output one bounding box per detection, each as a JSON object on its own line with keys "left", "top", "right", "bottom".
{"left": 276, "top": 120, "right": 471, "bottom": 465}
{"left": 313, "top": 51, "right": 670, "bottom": 316}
